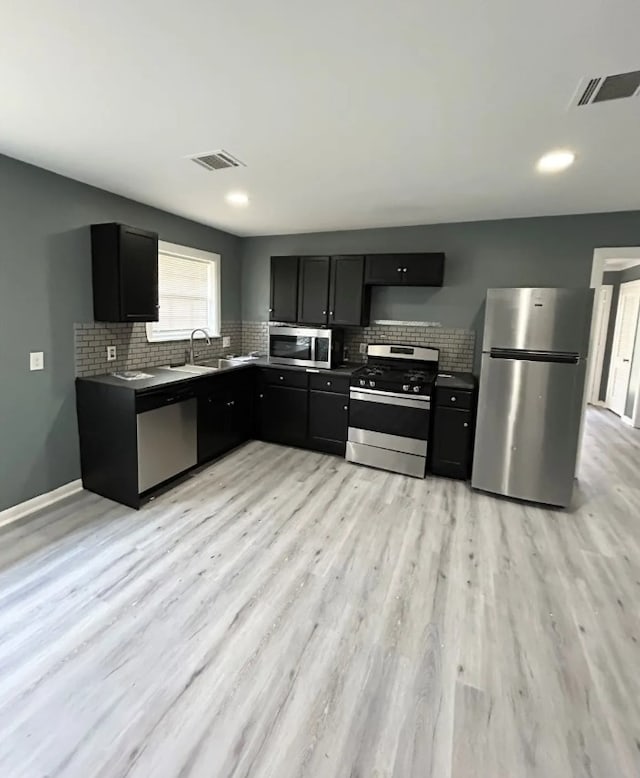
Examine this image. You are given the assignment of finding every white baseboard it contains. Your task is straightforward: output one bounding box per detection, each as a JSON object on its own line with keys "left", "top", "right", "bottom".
{"left": 0, "top": 480, "right": 83, "bottom": 530}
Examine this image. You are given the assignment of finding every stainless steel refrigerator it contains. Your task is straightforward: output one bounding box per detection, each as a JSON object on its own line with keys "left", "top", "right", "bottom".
{"left": 471, "top": 288, "right": 594, "bottom": 508}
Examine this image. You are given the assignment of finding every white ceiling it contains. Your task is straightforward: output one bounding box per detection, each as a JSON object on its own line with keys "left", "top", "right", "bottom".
{"left": 1, "top": 0, "right": 639, "bottom": 236}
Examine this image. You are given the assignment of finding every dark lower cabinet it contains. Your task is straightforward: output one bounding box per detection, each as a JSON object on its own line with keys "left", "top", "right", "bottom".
{"left": 197, "top": 373, "right": 255, "bottom": 463}
{"left": 308, "top": 391, "right": 349, "bottom": 455}
{"left": 431, "top": 380, "right": 476, "bottom": 479}
{"left": 431, "top": 407, "right": 472, "bottom": 479}
{"left": 258, "top": 384, "right": 309, "bottom": 445}
{"left": 198, "top": 392, "right": 235, "bottom": 462}
{"left": 256, "top": 368, "right": 349, "bottom": 453}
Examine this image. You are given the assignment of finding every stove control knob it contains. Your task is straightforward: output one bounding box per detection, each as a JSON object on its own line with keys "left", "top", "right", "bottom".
{"left": 413, "top": 385, "right": 421, "bottom": 393}
{"left": 359, "top": 379, "right": 366, "bottom": 387}
{"left": 369, "top": 380, "right": 376, "bottom": 388}
{"left": 402, "top": 384, "right": 410, "bottom": 391}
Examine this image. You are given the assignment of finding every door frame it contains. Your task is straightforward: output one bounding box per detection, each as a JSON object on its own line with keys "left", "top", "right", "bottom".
{"left": 586, "top": 284, "right": 613, "bottom": 405}
{"left": 606, "top": 279, "right": 640, "bottom": 418}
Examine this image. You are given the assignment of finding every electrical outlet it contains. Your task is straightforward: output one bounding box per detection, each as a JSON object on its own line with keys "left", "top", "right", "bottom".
{"left": 222, "top": 336, "right": 231, "bottom": 348}
{"left": 29, "top": 351, "right": 44, "bottom": 371}
{"left": 106, "top": 345, "right": 117, "bottom": 361}
{"left": 359, "top": 342, "right": 367, "bottom": 354}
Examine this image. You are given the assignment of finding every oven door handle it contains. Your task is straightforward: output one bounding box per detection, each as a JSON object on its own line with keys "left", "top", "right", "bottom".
{"left": 349, "top": 389, "right": 431, "bottom": 409}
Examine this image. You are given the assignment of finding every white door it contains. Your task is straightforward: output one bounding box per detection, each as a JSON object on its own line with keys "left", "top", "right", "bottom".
{"left": 587, "top": 285, "right": 613, "bottom": 404}
{"left": 607, "top": 282, "right": 640, "bottom": 416}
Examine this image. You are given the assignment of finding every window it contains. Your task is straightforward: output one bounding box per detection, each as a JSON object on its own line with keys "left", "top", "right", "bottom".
{"left": 146, "top": 242, "right": 220, "bottom": 342}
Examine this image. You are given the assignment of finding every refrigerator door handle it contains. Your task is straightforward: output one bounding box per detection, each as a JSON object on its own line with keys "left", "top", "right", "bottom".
{"left": 489, "top": 348, "right": 580, "bottom": 364}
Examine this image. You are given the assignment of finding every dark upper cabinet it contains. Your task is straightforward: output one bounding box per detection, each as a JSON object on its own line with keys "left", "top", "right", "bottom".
{"left": 329, "top": 255, "right": 369, "bottom": 326}
{"left": 364, "top": 253, "right": 445, "bottom": 286}
{"left": 291, "top": 254, "right": 369, "bottom": 326}
{"left": 270, "top": 256, "right": 299, "bottom": 322}
{"left": 91, "top": 223, "right": 159, "bottom": 322}
{"left": 297, "top": 256, "right": 331, "bottom": 324}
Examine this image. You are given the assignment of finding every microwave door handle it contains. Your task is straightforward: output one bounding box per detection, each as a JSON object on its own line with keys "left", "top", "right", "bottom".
{"left": 310, "top": 337, "right": 316, "bottom": 362}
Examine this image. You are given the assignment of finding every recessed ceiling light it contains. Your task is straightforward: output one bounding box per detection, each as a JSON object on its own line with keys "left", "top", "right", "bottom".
{"left": 536, "top": 150, "right": 576, "bottom": 174}
{"left": 225, "top": 191, "right": 249, "bottom": 206}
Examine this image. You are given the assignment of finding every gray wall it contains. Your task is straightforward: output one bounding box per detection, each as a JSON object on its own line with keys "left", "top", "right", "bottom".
{"left": 241, "top": 213, "right": 640, "bottom": 370}
{"left": 0, "top": 154, "right": 241, "bottom": 512}
{"left": 600, "top": 264, "right": 640, "bottom": 399}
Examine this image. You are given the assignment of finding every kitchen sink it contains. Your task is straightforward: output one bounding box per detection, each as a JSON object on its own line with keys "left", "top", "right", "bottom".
{"left": 165, "top": 364, "right": 221, "bottom": 375}
{"left": 196, "top": 358, "right": 245, "bottom": 369}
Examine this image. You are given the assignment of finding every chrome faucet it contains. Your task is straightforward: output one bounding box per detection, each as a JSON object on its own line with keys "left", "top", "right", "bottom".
{"left": 188, "top": 328, "right": 211, "bottom": 364}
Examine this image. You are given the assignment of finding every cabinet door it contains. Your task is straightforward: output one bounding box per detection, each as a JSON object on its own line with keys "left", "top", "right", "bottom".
{"left": 297, "top": 256, "right": 330, "bottom": 324}
{"left": 198, "top": 393, "right": 234, "bottom": 462}
{"left": 119, "top": 226, "right": 159, "bottom": 321}
{"left": 229, "top": 386, "right": 254, "bottom": 446}
{"left": 431, "top": 406, "right": 472, "bottom": 478}
{"left": 270, "top": 256, "right": 299, "bottom": 322}
{"left": 308, "top": 391, "right": 349, "bottom": 454}
{"left": 329, "top": 256, "right": 367, "bottom": 326}
{"left": 402, "top": 253, "right": 445, "bottom": 286}
{"left": 364, "top": 255, "right": 405, "bottom": 285}
{"left": 258, "top": 385, "right": 308, "bottom": 445}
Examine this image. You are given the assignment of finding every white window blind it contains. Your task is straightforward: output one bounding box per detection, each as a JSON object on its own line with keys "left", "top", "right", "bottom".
{"left": 146, "top": 244, "right": 220, "bottom": 342}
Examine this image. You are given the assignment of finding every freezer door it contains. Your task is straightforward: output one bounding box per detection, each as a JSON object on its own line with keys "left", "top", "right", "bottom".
{"left": 471, "top": 353, "right": 587, "bottom": 507}
{"left": 482, "top": 288, "right": 594, "bottom": 354}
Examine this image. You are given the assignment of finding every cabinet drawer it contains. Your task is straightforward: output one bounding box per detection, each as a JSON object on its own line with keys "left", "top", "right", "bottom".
{"left": 435, "top": 388, "right": 473, "bottom": 409}
{"left": 261, "top": 368, "right": 308, "bottom": 389}
{"left": 308, "top": 373, "right": 350, "bottom": 394}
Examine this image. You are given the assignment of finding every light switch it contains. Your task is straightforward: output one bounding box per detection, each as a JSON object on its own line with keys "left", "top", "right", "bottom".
{"left": 222, "top": 336, "right": 231, "bottom": 348}
{"left": 107, "top": 345, "right": 117, "bottom": 361}
{"left": 359, "top": 343, "right": 367, "bottom": 354}
{"left": 30, "top": 352, "right": 44, "bottom": 371}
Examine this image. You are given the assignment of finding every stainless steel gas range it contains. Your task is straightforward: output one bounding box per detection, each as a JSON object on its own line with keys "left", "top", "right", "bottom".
{"left": 346, "top": 344, "right": 439, "bottom": 478}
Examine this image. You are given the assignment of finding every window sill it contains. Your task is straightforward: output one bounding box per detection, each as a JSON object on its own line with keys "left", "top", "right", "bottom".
{"left": 145, "top": 330, "right": 221, "bottom": 344}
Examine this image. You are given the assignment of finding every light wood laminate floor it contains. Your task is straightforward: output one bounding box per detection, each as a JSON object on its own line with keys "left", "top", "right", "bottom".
{"left": 0, "top": 407, "right": 639, "bottom": 777}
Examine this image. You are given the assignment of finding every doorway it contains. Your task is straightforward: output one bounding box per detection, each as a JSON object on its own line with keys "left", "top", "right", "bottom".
{"left": 586, "top": 284, "right": 613, "bottom": 405}
{"left": 606, "top": 279, "right": 640, "bottom": 425}
{"left": 589, "top": 248, "right": 640, "bottom": 427}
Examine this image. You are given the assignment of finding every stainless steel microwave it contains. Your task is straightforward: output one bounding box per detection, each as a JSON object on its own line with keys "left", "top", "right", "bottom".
{"left": 268, "top": 326, "right": 344, "bottom": 369}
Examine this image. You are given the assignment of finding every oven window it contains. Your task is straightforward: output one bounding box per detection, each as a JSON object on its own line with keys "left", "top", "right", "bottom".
{"left": 270, "top": 334, "right": 313, "bottom": 361}
{"left": 350, "top": 399, "right": 430, "bottom": 440}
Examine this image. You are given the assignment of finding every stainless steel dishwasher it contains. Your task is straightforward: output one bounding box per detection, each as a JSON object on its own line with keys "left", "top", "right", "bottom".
{"left": 136, "top": 387, "right": 198, "bottom": 493}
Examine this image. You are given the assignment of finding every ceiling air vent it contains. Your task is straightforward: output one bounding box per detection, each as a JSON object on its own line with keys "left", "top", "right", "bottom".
{"left": 573, "top": 70, "right": 640, "bottom": 107}
{"left": 189, "top": 149, "right": 245, "bottom": 171}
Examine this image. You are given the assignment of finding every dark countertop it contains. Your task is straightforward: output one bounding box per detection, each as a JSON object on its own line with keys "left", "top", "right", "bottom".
{"left": 253, "top": 358, "right": 361, "bottom": 377}
{"left": 76, "top": 358, "right": 362, "bottom": 393}
{"left": 435, "top": 371, "right": 476, "bottom": 391}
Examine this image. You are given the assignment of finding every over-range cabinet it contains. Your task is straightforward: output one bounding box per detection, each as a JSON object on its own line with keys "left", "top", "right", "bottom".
{"left": 269, "top": 255, "right": 370, "bottom": 326}
{"left": 363, "top": 253, "right": 445, "bottom": 286}
{"left": 269, "top": 252, "right": 445, "bottom": 326}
